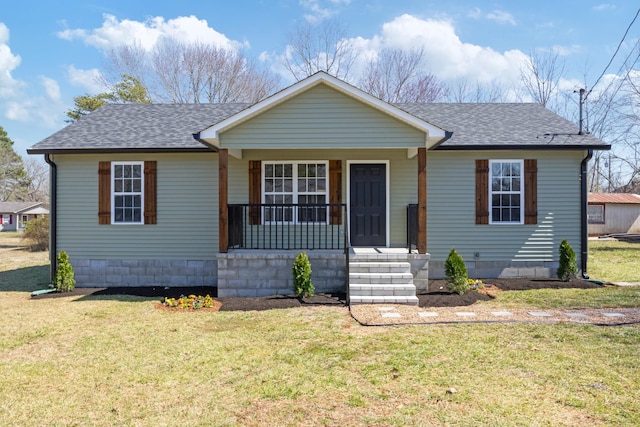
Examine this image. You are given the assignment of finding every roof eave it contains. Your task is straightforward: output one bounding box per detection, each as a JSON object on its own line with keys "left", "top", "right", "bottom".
{"left": 27, "top": 147, "right": 217, "bottom": 155}
{"left": 433, "top": 143, "right": 612, "bottom": 151}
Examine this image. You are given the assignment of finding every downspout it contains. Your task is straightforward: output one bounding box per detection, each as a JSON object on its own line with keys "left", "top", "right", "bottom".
{"left": 44, "top": 154, "right": 57, "bottom": 284}
{"left": 580, "top": 149, "right": 593, "bottom": 279}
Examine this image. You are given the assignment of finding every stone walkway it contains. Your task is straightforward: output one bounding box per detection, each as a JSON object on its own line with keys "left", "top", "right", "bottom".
{"left": 349, "top": 305, "right": 640, "bottom": 326}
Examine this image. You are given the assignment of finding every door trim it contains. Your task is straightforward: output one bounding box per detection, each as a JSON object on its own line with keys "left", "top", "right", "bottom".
{"left": 346, "top": 160, "right": 390, "bottom": 247}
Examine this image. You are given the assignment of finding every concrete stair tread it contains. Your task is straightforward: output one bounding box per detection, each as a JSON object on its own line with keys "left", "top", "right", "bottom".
{"left": 350, "top": 295, "right": 419, "bottom": 306}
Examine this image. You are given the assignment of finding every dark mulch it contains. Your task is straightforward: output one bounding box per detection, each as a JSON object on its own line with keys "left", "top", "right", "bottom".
{"left": 30, "top": 278, "right": 604, "bottom": 310}
{"left": 422, "top": 278, "right": 604, "bottom": 307}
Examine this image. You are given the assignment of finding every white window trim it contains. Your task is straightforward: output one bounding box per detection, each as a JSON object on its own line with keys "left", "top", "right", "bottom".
{"left": 261, "top": 160, "right": 329, "bottom": 225}
{"left": 489, "top": 159, "right": 524, "bottom": 225}
{"left": 111, "top": 161, "right": 145, "bottom": 225}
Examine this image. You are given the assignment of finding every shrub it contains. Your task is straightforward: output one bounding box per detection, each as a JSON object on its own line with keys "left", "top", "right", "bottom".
{"left": 293, "top": 252, "right": 314, "bottom": 298}
{"left": 445, "top": 248, "right": 470, "bottom": 295}
{"left": 55, "top": 251, "right": 76, "bottom": 292}
{"left": 22, "top": 217, "right": 49, "bottom": 251}
{"left": 557, "top": 239, "right": 578, "bottom": 282}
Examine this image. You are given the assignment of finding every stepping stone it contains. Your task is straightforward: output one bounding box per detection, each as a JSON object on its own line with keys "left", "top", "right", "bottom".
{"left": 566, "top": 313, "right": 589, "bottom": 318}
{"left": 491, "top": 311, "right": 513, "bottom": 316}
{"left": 378, "top": 307, "right": 396, "bottom": 312}
{"left": 528, "top": 311, "right": 552, "bottom": 317}
{"left": 601, "top": 312, "right": 625, "bottom": 317}
{"left": 418, "top": 311, "right": 438, "bottom": 317}
{"left": 454, "top": 312, "right": 476, "bottom": 317}
{"left": 381, "top": 312, "right": 402, "bottom": 318}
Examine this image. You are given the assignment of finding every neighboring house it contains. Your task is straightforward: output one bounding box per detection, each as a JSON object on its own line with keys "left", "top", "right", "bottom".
{"left": 28, "top": 72, "right": 610, "bottom": 303}
{"left": 0, "top": 202, "right": 49, "bottom": 232}
{"left": 588, "top": 193, "right": 640, "bottom": 236}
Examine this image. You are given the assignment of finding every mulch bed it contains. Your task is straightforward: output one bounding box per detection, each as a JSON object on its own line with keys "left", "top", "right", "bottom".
{"left": 422, "top": 278, "right": 603, "bottom": 307}
{"left": 30, "top": 278, "right": 604, "bottom": 310}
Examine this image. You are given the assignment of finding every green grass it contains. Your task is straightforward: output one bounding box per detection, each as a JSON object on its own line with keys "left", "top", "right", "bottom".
{"left": 485, "top": 286, "right": 640, "bottom": 309}
{"left": 0, "top": 237, "right": 638, "bottom": 426}
{"left": 588, "top": 240, "right": 640, "bottom": 283}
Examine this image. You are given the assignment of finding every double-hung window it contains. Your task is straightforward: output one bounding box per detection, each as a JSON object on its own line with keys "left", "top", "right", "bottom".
{"left": 263, "top": 161, "right": 328, "bottom": 224}
{"left": 112, "top": 162, "right": 144, "bottom": 224}
{"left": 490, "top": 160, "right": 523, "bottom": 224}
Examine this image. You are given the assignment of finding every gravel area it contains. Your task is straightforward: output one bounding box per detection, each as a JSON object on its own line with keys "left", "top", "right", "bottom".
{"left": 349, "top": 305, "right": 640, "bottom": 326}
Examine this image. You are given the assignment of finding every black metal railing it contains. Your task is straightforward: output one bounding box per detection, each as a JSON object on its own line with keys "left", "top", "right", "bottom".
{"left": 228, "top": 204, "right": 347, "bottom": 250}
{"left": 407, "top": 204, "right": 418, "bottom": 253}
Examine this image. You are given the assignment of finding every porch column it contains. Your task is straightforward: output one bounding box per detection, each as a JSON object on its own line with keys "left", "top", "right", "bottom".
{"left": 219, "top": 148, "right": 228, "bottom": 253}
{"left": 418, "top": 147, "right": 427, "bottom": 254}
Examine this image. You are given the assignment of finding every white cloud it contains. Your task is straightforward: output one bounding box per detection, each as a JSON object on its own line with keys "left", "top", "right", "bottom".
{"left": 300, "top": 0, "right": 351, "bottom": 23}
{"left": 349, "top": 14, "right": 528, "bottom": 86}
{"left": 486, "top": 10, "right": 517, "bottom": 26}
{"left": 67, "top": 65, "right": 106, "bottom": 94}
{"left": 468, "top": 8, "right": 516, "bottom": 25}
{"left": 0, "top": 22, "right": 24, "bottom": 98}
{"left": 593, "top": 4, "right": 616, "bottom": 12}
{"left": 40, "top": 76, "right": 61, "bottom": 101}
{"left": 57, "top": 14, "right": 243, "bottom": 53}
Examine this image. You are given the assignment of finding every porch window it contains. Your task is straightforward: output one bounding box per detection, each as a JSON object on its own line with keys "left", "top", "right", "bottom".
{"left": 490, "top": 160, "right": 523, "bottom": 224}
{"left": 112, "top": 162, "right": 144, "bottom": 224}
{"left": 263, "top": 161, "right": 328, "bottom": 224}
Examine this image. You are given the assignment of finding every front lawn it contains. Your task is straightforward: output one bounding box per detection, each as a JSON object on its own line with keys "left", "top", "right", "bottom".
{"left": 0, "top": 235, "right": 638, "bottom": 425}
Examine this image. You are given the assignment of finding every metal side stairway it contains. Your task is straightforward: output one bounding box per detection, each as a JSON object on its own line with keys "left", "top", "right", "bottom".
{"left": 348, "top": 260, "right": 418, "bottom": 305}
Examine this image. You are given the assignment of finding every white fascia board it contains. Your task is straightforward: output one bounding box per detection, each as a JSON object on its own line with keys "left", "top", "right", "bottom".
{"left": 198, "top": 71, "right": 447, "bottom": 147}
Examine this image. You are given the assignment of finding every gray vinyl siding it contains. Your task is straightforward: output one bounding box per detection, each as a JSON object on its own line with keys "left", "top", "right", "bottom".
{"left": 229, "top": 149, "right": 418, "bottom": 247}
{"left": 220, "top": 85, "right": 426, "bottom": 149}
{"left": 53, "top": 153, "right": 218, "bottom": 260}
{"left": 427, "top": 150, "right": 584, "bottom": 263}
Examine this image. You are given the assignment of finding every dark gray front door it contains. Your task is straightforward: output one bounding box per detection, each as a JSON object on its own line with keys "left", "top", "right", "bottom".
{"left": 350, "top": 163, "right": 386, "bottom": 246}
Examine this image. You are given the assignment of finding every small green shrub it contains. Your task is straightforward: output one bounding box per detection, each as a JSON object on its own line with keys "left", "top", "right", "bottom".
{"left": 557, "top": 239, "right": 578, "bottom": 282}
{"left": 55, "top": 251, "right": 76, "bottom": 292}
{"left": 293, "top": 252, "right": 314, "bottom": 298}
{"left": 22, "top": 217, "right": 49, "bottom": 251}
{"left": 445, "top": 248, "right": 469, "bottom": 295}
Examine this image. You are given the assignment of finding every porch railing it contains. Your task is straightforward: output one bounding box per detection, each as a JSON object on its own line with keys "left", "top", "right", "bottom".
{"left": 228, "top": 204, "right": 348, "bottom": 250}
{"left": 406, "top": 204, "right": 418, "bottom": 252}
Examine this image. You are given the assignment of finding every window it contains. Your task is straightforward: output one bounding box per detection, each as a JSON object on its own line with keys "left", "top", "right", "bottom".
{"left": 588, "top": 204, "right": 605, "bottom": 224}
{"left": 112, "top": 162, "right": 143, "bottom": 223}
{"left": 263, "top": 161, "right": 328, "bottom": 223}
{"left": 489, "top": 160, "right": 524, "bottom": 224}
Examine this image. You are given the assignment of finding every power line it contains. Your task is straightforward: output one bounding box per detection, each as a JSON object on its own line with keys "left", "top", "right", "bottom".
{"left": 586, "top": 7, "right": 640, "bottom": 100}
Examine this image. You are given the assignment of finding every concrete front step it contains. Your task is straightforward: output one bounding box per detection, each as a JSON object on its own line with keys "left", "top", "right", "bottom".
{"left": 350, "top": 283, "right": 417, "bottom": 297}
{"left": 349, "top": 262, "right": 411, "bottom": 274}
{"left": 349, "top": 272, "right": 414, "bottom": 285}
{"left": 349, "top": 295, "right": 419, "bottom": 306}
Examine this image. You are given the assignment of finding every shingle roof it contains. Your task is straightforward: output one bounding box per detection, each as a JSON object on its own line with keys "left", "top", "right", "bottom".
{"left": 0, "top": 202, "right": 45, "bottom": 213}
{"left": 29, "top": 100, "right": 609, "bottom": 154}
{"left": 396, "top": 103, "right": 609, "bottom": 149}
{"left": 589, "top": 193, "right": 640, "bottom": 204}
{"left": 28, "top": 103, "right": 250, "bottom": 153}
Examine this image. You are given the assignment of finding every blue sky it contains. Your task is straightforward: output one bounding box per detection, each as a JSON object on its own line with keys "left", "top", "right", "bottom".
{"left": 1, "top": 0, "right": 638, "bottom": 158}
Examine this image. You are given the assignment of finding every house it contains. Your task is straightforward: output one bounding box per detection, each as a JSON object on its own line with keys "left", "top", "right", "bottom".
{"left": 0, "top": 202, "right": 49, "bottom": 232}
{"left": 28, "top": 72, "right": 610, "bottom": 304}
{"left": 588, "top": 193, "right": 640, "bottom": 236}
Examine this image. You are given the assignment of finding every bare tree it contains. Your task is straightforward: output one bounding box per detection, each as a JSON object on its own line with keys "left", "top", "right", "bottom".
{"left": 520, "top": 50, "right": 565, "bottom": 109}
{"left": 108, "top": 40, "right": 281, "bottom": 104}
{"left": 283, "top": 20, "right": 357, "bottom": 81}
{"left": 23, "top": 158, "right": 49, "bottom": 203}
{"left": 446, "top": 79, "right": 511, "bottom": 103}
{"left": 358, "top": 48, "right": 447, "bottom": 103}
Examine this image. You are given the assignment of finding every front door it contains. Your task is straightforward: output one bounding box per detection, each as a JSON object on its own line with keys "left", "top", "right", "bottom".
{"left": 350, "top": 163, "right": 386, "bottom": 246}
